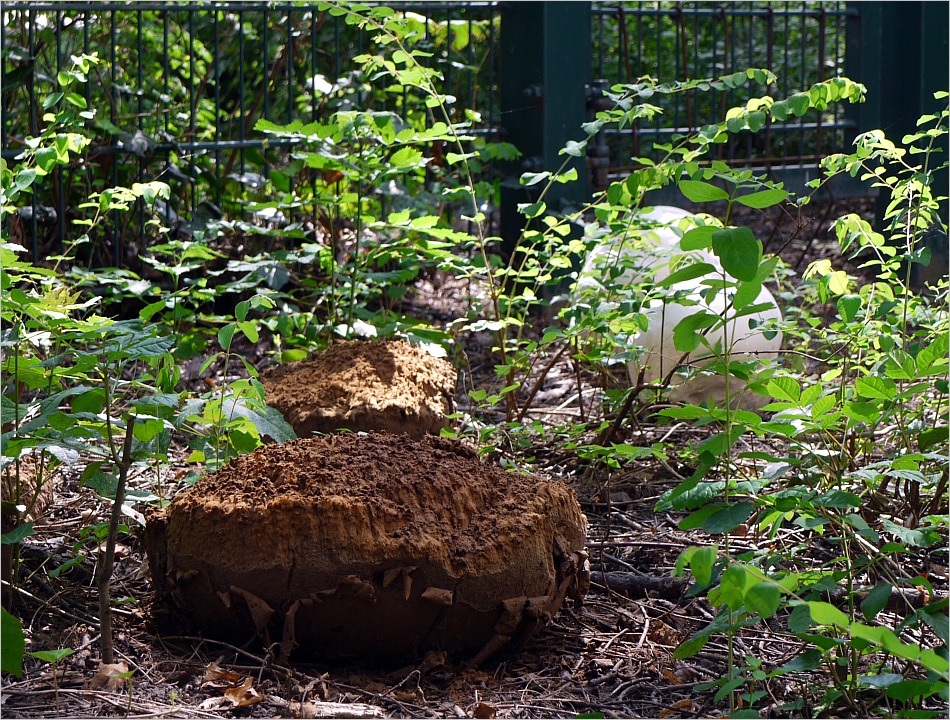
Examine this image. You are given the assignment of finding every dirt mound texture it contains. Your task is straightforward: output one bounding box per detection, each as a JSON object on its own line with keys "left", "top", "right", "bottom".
{"left": 261, "top": 340, "right": 457, "bottom": 438}
{"left": 144, "top": 433, "right": 589, "bottom": 665}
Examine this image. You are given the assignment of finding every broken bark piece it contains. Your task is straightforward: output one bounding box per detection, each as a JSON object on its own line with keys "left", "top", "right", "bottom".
{"left": 262, "top": 339, "right": 457, "bottom": 438}
{"left": 143, "top": 432, "right": 588, "bottom": 664}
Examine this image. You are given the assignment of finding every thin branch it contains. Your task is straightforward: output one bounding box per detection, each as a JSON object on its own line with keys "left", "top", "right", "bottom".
{"left": 97, "top": 414, "right": 136, "bottom": 665}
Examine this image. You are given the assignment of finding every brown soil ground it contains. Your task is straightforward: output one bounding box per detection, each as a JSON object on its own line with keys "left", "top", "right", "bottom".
{"left": 262, "top": 340, "right": 457, "bottom": 438}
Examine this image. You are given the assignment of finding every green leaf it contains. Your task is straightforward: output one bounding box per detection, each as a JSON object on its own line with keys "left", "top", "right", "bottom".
{"left": 672, "top": 632, "right": 710, "bottom": 660}
{"left": 788, "top": 93, "right": 810, "bottom": 116}
{"left": 813, "top": 490, "right": 861, "bottom": 509}
{"left": 703, "top": 502, "right": 755, "bottom": 534}
{"left": 746, "top": 582, "right": 781, "bottom": 618}
{"left": 518, "top": 201, "right": 546, "bottom": 219}
{"left": 64, "top": 92, "right": 87, "bottom": 109}
{"left": 672, "top": 311, "right": 719, "bottom": 353}
{"left": 919, "top": 426, "right": 950, "bottom": 452}
{"left": 719, "top": 564, "right": 753, "bottom": 609}
{"left": 836, "top": 294, "right": 862, "bottom": 322}
{"left": 882, "top": 519, "right": 938, "bottom": 548}
{"left": 689, "top": 546, "right": 717, "bottom": 587}
{"left": 520, "top": 171, "right": 550, "bottom": 187}
{"left": 857, "top": 673, "right": 904, "bottom": 689}
{"left": 807, "top": 601, "right": 850, "bottom": 628}
{"left": 768, "top": 377, "right": 800, "bottom": 402}
{"left": 221, "top": 399, "right": 297, "bottom": 443}
{"left": 1, "top": 608, "right": 24, "bottom": 676}
{"left": 238, "top": 321, "right": 259, "bottom": 343}
{"left": 787, "top": 603, "right": 813, "bottom": 633}
{"left": 679, "top": 504, "right": 721, "bottom": 530}
{"left": 390, "top": 146, "right": 424, "bottom": 167}
{"left": 218, "top": 323, "right": 237, "bottom": 350}
{"left": 711, "top": 227, "right": 761, "bottom": 281}
{"left": 776, "top": 647, "right": 822, "bottom": 673}
{"left": 657, "top": 261, "right": 718, "bottom": 288}
{"left": 28, "top": 648, "right": 74, "bottom": 663}
{"left": 139, "top": 300, "right": 166, "bottom": 323}
{"left": 15, "top": 169, "right": 36, "bottom": 191}
{"left": 735, "top": 188, "right": 788, "bottom": 209}
{"left": 1, "top": 522, "right": 34, "bottom": 545}
{"left": 561, "top": 139, "right": 587, "bottom": 157}
{"left": 885, "top": 680, "right": 945, "bottom": 702}
{"left": 679, "top": 226, "right": 716, "bottom": 251}
{"left": 679, "top": 180, "right": 729, "bottom": 203}
{"left": 855, "top": 376, "right": 897, "bottom": 400}
{"left": 861, "top": 583, "right": 893, "bottom": 622}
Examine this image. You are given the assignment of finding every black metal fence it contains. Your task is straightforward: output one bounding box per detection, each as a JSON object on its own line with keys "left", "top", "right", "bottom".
{"left": 1, "top": 2, "right": 501, "bottom": 263}
{"left": 591, "top": 2, "right": 850, "bottom": 177}
{"left": 4, "top": 1, "right": 939, "bottom": 265}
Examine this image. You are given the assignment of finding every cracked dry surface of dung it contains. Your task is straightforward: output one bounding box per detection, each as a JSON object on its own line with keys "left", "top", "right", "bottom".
{"left": 261, "top": 339, "right": 457, "bottom": 438}
{"left": 144, "top": 433, "right": 589, "bottom": 665}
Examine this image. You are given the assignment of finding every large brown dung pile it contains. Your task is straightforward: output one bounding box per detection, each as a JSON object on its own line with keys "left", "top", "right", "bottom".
{"left": 261, "top": 339, "right": 456, "bottom": 438}
{"left": 144, "top": 433, "right": 589, "bottom": 665}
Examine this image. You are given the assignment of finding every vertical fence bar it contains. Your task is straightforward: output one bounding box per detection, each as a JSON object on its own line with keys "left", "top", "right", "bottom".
{"left": 27, "top": 9, "right": 37, "bottom": 260}
{"left": 55, "top": 7, "right": 65, "bottom": 252}
{"left": 287, "top": 8, "right": 293, "bottom": 125}
{"left": 214, "top": 7, "right": 222, "bottom": 210}
{"left": 110, "top": 8, "right": 119, "bottom": 265}
{"left": 163, "top": 9, "right": 171, "bottom": 230}
{"left": 239, "top": 8, "right": 245, "bottom": 186}
{"left": 498, "top": 2, "right": 591, "bottom": 247}
{"left": 189, "top": 9, "right": 197, "bottom": 215}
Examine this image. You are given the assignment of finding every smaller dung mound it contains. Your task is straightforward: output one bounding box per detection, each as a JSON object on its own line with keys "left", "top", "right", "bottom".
{"left": 262, "top": 339, "right": 456, "bottom": 438}
{"left": 144, "top": 433, "right": 589, "bottom": 665}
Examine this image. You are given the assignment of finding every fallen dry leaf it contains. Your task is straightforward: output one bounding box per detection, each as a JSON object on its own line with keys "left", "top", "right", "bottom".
{"left": 202, "top": 661, "right": 244, "bottom": 687}
{"left": 89, "top": 660, "right": 129, "bottom": 692}
{"left": 390, "top": 688, "right": 423, "bottom": 704}
{"left": 660, "top": 667, "right": 688, "bottom": 685}
{"left": 224, "top": 677, "right": 264, "bottom": 707}
{"left": 473, "top": 701, "right": 497, "bottom": 718}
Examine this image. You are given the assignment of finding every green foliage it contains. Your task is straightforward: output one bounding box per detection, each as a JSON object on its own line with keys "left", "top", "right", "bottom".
{"left": 1, "top": 608, "right": 25, "bottom": 676}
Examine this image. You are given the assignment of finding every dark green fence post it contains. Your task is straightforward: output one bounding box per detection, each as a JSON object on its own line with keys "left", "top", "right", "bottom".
{"left": 498, "top": 1, "right": 592, "bottom": 249}
{"left": 846, "top": 1, "right": 949, "bottom": 226}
